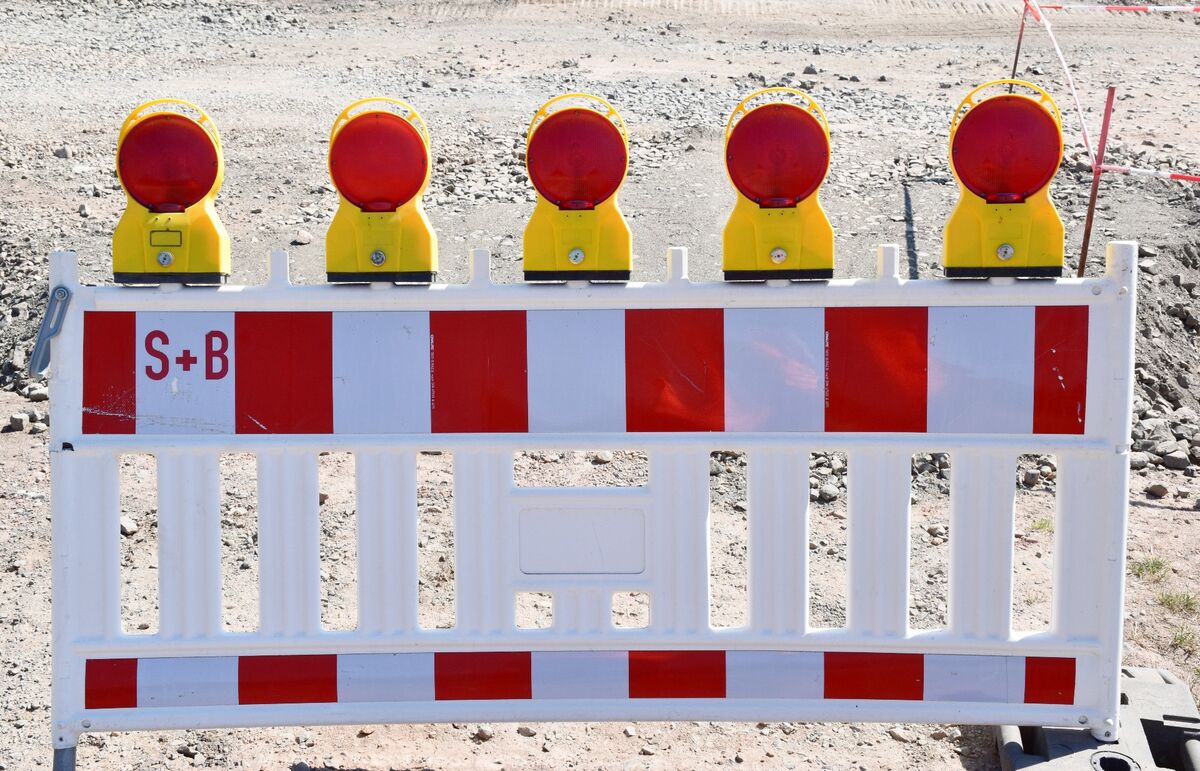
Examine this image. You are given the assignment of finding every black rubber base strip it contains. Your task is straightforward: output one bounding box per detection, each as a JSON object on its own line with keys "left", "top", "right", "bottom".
{"left": 524, "top": 270, "right": 632, "bottom": 282}
{"left": 327, "top": 272, "right": 436, "bottom": 284}
{"left": 944, "top": 266, "right": 1062, "bottom": 278}
{"left": 723, "top": 269, "right": 834, "bottom": 281}
{"left": 115, "top": 273, "right": 227, "bottom": 285}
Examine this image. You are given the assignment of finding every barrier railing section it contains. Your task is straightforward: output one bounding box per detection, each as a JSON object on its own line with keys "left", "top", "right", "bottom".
{"left": 50, "top": 243, "right": 1136, "bottom": 761}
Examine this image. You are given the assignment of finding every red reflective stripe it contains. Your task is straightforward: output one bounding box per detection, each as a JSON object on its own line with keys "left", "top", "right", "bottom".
{"left": 429, "top": 311, "right": 528, "bottom": 433}
{"left": 238, "top": 654, "right": 337, "bottom": 705}
{"left": 628, "top": 650, "right": 726, "bottom": 698}
{"left": 85, "top": 658, "right": 138, "bottom": 709}
{"left": 1033, "top": 306, "right": 1088, "bottom": 434}
{"left": 234, "top": 312, "right": 333, "bottom": 434}
{"left": 83, "top": 311, "right": 136, "bottom": 434}
{"left": 824, "top": 307, "right": 928, "bottom": 432}
{"left": 625, "top": 308, "right": 725, "bottom": 432}
{"left": 823, "top": 652, "right": 924, "bottom": 700}
{"left": 434, "top": 652, "right": 532, "bottom": 700}
{"left": 1024, "top": 656, "right": 1076, "bottom": 704}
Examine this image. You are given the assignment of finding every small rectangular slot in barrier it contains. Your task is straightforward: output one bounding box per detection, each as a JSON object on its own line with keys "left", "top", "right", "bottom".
{"left": 709, "top": 450, "right": 748, "bottom": 629}
{"left": 119, "top": 453, "right": 157, "bottom": 635}
{"left": 910, "top": 452, "right": 951, "bottom": 631}
{"left": 515, "top": 592, "right": 553, "bottom": 630}
{"left": 318, "top": 451, "right": 357, "bottom": 632}
{"left": 1013, "top": 453, "right": 1057, "bottom": 632}
{"left": 220, "top": 453, "right": 258, "bottom": 633}
{"left": 808, "top": 451, "right": 848, "bottom": 629}
{"left": 613, "top": 591, "right": 650, "bottom": 629}
{"left": 418, "top": 450, "right": 455, "bottom": 630}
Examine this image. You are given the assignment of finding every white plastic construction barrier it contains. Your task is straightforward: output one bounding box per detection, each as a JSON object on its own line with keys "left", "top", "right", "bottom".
{"left": 47, "top": 243, "right": 1137, "bottom": 769}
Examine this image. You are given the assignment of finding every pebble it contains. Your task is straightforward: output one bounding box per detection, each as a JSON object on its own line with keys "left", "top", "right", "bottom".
{"left": 818, "top": 484, "right": 840, "bottom": 502}
{"left": 1021, "top": 469, "right": 1041, "bottom": 487}
{"left": 1162, "top": 451, "right": 1191, "bottom": 470}
{"left": 623, "top": 726, "right": 637, "bottom": 737}
{"left": 592, "top": 450, "right": 614, "bottom": 464}
{"left": 1146, "top": 483, "right": 1170, "bottom": 499}
{"left": 517, "top": 726, "right": 537, "bottom": 737}
{"left": 53, "top": 144, "right": 72, "bottom": 159}
{"left": 888, "top": 728, "right": 915, "bottom": 743}
{"left": 8, "top": 413, "right": 28, "bottom": 431}
{"left": 26, "top": 387, "right": 48, "bottom": 402}
{"left": 473, "top": 724, "right": 494, "bottom": 742}
{"left": 291, "top": 229, "right": 313, "bottom": 245}
{"left": 119, "top": 517, "right": 138, "bottom": 536}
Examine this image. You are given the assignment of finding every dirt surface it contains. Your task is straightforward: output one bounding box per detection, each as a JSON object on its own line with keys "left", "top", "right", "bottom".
{"left": 1, "top": 0, "right": 1200, "bottom": 769}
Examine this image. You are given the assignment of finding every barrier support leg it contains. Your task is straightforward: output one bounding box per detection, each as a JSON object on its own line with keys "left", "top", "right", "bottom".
{"left": 53, "top": 746, "right": 76, "bottom": 771}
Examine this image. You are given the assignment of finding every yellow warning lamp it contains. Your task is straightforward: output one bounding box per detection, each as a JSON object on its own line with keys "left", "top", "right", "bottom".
{"left": 722, "top": 88, "right": 834, "bottom": 281}
{"left": 326, "top": 97, "right": 436, "bottom": 283}
{"left": 113, "top": 99, "right": 229, "bottom": 284}
{"left": 523, "top": 93, "right": 631, "bottom": 281}
{"left": 944, "top": 80, "right": 1065, "bottom": 278}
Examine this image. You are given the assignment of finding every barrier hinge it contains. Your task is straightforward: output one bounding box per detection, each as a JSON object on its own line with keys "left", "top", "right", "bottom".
{"left": 30, "top": 285, "right": 72, "bottom": 375}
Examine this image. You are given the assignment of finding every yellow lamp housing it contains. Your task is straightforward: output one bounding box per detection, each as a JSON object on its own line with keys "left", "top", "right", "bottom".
{"left": 944, "top": 80, "right": 1065, "bottom": 278}
{"left": 722, "top": 88, "right": 834, "bottom": 281}
{"left": 326, "top": 97, "right": 436, "bottom": 283}
{"left": 523, "top": 93, "right": 631, "bottom": 282}
{"left": 113, "top": 99, "right": 229, "bottom": 284}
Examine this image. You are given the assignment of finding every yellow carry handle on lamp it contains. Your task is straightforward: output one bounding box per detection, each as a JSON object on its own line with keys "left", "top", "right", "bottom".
{"left": 944, "top": 80, "right": 1065, "bottom": 278}
{"left": 113, "top": 99, "right": 229, "bottom": 284}
{"left": 523, "top": 93, "right": 631, "bottom": 281}
{"left": 723, "top": 88, "right": 834, "bottom": 281}
{"left": 326, "top": 97, "right": 437, "bottom": 283}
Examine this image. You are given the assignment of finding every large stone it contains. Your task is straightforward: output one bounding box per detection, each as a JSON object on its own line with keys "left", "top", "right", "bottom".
{"left": 1161, "top": 451, "right": 1191, "bottom": 470}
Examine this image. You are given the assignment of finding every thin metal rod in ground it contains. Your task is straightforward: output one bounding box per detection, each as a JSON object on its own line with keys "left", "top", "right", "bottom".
{"left": 1009, "top": 4, "right": 1030, "bottom": 90}
{"left": 1078, "top": 85, "right": 1117, "bottom": 278}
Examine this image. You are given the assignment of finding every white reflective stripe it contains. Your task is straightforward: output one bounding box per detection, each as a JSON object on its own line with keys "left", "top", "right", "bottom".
{"left": 337, "top": 653, "right": 435, "bottom": 702}
{"left": 526, "top": 310, "right": 625, "bottom": 433}
{"left": 924, "top": 654, "right": 1025, "bottom": 703}
{"left": 135, "top": 312, "right": 236, "bottom": 434}
{"left": 531, "top": 651, "right": 628, "bottom": 699}
{"left": 724, "top": 308, "right": 824, "bottom": 432}
{"left": 726, "top": 651, "right": 823, "bottom": 699}
{"left": 137, "top": 656, "right": 238, "bottom": 707}
{"left": 927, "top": 307, "right": 1035, "bottom": 434}
{"left": 333, "top": 311, "right": 431, "bottom": 434}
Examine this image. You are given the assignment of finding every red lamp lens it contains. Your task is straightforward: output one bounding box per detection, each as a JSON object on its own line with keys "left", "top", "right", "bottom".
{"left": 526, "top": 108, "right": 627, "bottom": 210}
{"left": 952, "top": 95, "right": 1061, "bottom": 204}
{"left": 329, "top": 112, "right": 428, "bottom": 212}
{"left": 726, "top": 103, "right": 829, "bottom": 208}
{"left": 117, "top": 113, "right": 219, "bottom": 213}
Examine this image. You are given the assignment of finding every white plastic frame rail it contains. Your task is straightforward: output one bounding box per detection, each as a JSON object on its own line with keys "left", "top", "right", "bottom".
{"left": 48, "top": 243, "right": 1137, "bottom": 769}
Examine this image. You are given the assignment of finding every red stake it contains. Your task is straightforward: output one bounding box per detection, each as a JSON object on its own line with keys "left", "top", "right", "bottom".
{"left": 1077, "top": 85, "right": 1116, "bottom": 278}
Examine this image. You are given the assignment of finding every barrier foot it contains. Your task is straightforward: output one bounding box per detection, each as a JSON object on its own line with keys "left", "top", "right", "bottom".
{"left": 53, "top": 746, "right": 76, "bottom": 771}
{"left": 995, "top": 667, "right": 1200, "bottom": 770}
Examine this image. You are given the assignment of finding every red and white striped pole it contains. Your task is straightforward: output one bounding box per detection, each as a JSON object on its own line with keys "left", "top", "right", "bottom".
{"left": 1078, "top": 85, "right": 1116, "bottom": 277}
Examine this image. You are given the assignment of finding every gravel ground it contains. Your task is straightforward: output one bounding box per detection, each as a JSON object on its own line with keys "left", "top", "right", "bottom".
{"left": 1, "top": 0, "right": 1199, "bottom": 768}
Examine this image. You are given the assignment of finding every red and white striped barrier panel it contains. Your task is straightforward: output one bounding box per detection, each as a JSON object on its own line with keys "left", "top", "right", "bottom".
{"left": 80, "top": 304, "right": 1090, "bottom": 437}
{"left": 48, "top": 244, "right": 1137, "bottom": 767}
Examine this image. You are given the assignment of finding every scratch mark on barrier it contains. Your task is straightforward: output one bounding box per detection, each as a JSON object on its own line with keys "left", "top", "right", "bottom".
{"left": 246, "top": 414, "right": 268, "bottom": 431}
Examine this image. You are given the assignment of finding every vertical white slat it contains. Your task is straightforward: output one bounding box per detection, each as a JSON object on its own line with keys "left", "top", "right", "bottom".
{"left": 648, "top": 449, "right": 710, "bottom": 635}
{"left": 355, "top": 449, "right": 418, "bottom": 635}
{"left": 949, "top": 449, "right": 1015, "bottom": 639}
{"left": 257, "top": 450, "right": 320, "bottom": 636}
{"left": 454, "top": 450, "right": 511, "bottom": 635}
{"left": 157, "top": 451, "right": 222, "bottom": 639}
{"left": 53, "top": 451, "right": 123, "bottom": 640}
{"left": 846, "top": 448, "right": 911, "bottom": 637}
{"left": 748, "top": 447, "right": 808, "bottom": 636}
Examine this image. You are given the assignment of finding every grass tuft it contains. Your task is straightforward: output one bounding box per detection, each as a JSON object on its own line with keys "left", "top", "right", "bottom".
{"left": 1131, "top": 556, "right": 1169, "bottom": 582}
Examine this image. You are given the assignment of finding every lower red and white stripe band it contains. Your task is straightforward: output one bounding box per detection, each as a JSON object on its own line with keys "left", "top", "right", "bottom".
{"left": 83, "top": 650, "right": 1076, "bottom": 710}
{"left": 82, "top": 306, "right": 1090, "bottom": 436}
{"left": 1099, "top": 164, "right": 1200, "bottom": 184}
